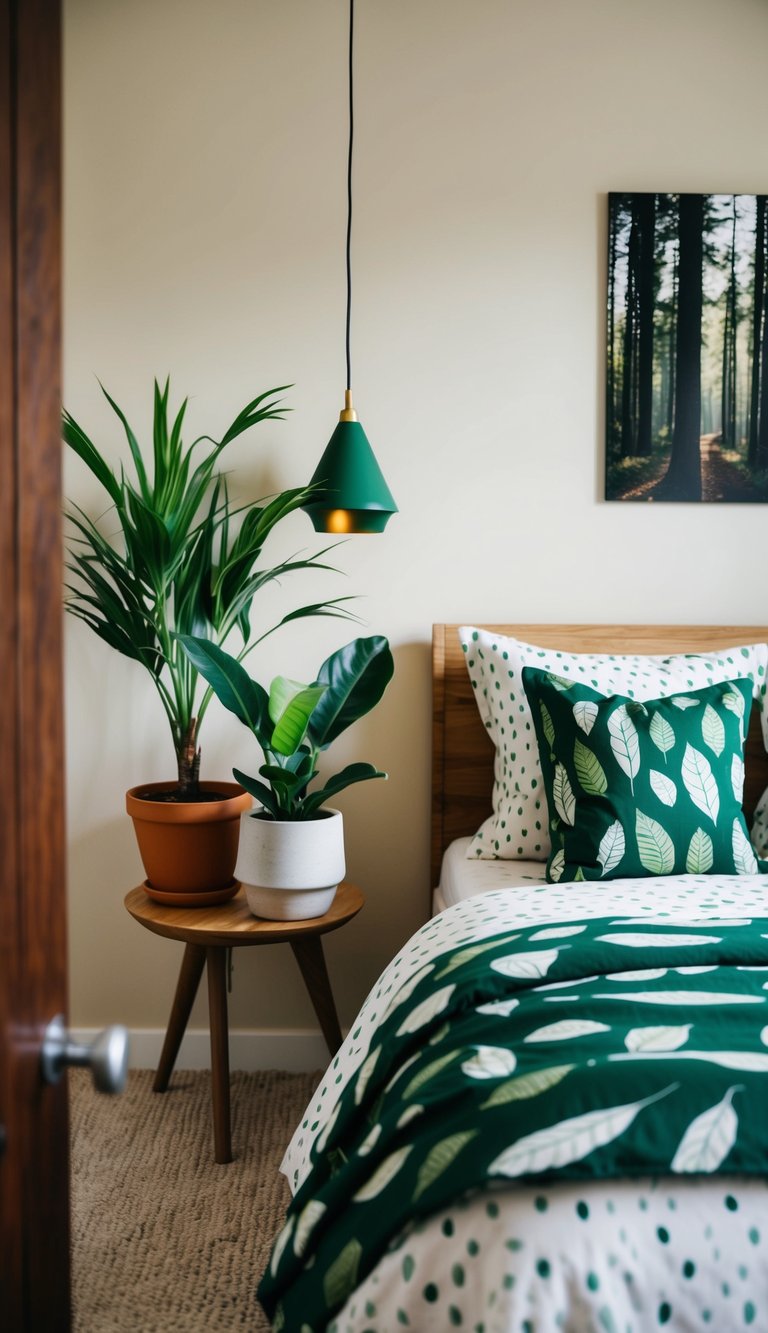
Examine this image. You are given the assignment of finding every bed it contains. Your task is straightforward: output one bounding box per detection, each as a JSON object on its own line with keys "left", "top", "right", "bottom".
{"left": 260, "top": 625, "right": 768, "bottom": 1333}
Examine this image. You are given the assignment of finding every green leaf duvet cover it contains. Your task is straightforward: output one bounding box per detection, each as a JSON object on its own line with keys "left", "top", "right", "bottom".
{"left": 262, "top": 876, "right": 768, "bottom": 1332}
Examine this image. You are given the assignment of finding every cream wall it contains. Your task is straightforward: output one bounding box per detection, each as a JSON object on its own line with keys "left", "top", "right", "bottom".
{"left": 64, "top": 0, "right": 768, "bottom": 1051}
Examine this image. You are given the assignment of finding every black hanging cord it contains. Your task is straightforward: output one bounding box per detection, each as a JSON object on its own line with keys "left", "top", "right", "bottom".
{"left": 345, "top": 0, "right": 354, "bottom": 392}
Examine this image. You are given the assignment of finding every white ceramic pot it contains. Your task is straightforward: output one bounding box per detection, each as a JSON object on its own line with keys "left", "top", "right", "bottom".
{"left": 235, "top": 807, "right": 345, "bottom": 921}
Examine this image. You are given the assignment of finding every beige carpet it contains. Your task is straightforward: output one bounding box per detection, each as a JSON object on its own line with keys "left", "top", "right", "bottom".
{"left": 71, "top": 1067, "right": 319, "bottom": 1332}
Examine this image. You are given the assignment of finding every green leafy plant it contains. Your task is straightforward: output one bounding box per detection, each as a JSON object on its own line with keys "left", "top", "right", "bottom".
{"left": 64, "top": 379, "right": 356, "bottom": 794}
{"left": 178, "top": 634, "right": 394, "bottom": 820}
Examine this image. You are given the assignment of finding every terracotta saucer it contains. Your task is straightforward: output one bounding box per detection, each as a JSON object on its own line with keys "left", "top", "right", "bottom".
{"left": 141, "top": 879, "right": 240, "bottom": 908}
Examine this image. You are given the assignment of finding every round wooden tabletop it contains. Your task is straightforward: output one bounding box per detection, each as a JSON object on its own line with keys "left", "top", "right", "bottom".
{"left": 124, "top": 881, "right": 364, "bottom": 948}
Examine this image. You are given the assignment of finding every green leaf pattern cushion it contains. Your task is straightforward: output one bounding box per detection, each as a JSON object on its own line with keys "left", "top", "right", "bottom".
{"left": 460, "top": 626, "right": 768, "bottom": 862}
{"left": 522, "top": 669, "right": 760, "bottom": 882}
{"left": 752, "top": 787, "right": 768, "bottom": 859}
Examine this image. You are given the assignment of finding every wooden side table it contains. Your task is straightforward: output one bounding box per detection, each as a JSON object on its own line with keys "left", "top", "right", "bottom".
{"left": 124, "top": 882, "right": 364, "bottom": 1163}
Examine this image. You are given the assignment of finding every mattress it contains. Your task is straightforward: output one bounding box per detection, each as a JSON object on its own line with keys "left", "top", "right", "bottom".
{"left": 434, "top": 835, "right": 546, "bottom": 911}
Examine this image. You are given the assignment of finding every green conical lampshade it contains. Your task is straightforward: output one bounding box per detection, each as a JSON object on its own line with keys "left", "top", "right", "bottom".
{"left": 302, "top": 392, "right": 397, "bottom": 534}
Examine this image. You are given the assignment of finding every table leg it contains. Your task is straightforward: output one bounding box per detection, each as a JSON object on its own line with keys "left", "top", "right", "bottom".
{"left": 206, "top": 946, "right": 232, "bottom": 1164}
{"left": 290, "top": 936, "right": 343, "bottom": 1057}
{"left": 153, "top": 942, "right": 206, "bottom": 1093}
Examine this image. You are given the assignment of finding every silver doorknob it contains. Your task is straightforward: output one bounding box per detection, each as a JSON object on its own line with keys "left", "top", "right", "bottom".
{"left": 41, "top": 1014, "right": 129, "bottom": 1094}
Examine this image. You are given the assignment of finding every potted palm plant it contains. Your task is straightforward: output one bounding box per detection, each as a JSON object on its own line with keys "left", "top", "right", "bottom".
{"left": 179, "top": 634, "right": 394, "bottom": 919}
{"left": 64, "top": 379, "right": 354, "bottom": 903}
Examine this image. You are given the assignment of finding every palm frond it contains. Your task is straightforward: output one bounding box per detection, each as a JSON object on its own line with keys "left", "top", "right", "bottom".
{"left": 63, "top": 380, "right": 355, "bottom": 780}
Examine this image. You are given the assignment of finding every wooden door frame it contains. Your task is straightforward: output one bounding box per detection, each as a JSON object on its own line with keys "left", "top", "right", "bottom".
{"left": 0, "top": 1, "right": 69, "bottom": 1327}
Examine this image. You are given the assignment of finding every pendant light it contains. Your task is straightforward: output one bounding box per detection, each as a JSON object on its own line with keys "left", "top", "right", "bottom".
{"left": 302, "top": 0, "right": 397, "bottom": 535}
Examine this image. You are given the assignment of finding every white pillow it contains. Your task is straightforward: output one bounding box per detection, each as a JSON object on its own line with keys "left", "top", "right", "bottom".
{"left": 460, "top": 626, "right": 768, "bottom": 861}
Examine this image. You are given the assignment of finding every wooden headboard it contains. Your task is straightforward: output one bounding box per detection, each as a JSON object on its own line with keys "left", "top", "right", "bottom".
{"left": 432, "top": 624, "right": 768, "bottom": 888}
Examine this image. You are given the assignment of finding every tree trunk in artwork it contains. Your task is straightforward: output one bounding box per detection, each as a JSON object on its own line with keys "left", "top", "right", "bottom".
{"left": 758, "top": 200, "right": 768, "bottom": 471}
{"left": 620, "top": 199, "right": 639, "bottom": 457}
{"left": 720, "top": 202, "right": 738, "bottom": 447}
{"left": 721, "top": 294, "right": 731, "bottom": 444}
{"left": 728, "top": 203, "right": 738, "bottom": 449}
{"left": 749, "top": 196, "right": 766, "bottom": 466}
{"left": 666, "top": 237, "right": 678, "bottom": 439}
{"left": 636, "top": 193, "right": 655, "bottom": 456}
{"left": 607, "top": 198, "right": 617, "bottom": 455}
{"left": 654, "top": 193, "right": 703, "bottom": 499}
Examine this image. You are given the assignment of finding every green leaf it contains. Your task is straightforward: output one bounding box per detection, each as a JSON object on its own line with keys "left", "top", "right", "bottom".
{"left": 524, "top": 1019, "right": 609, "bottom": 1043}
{"left": 322, "top": 1237, "right": 363, "bottom": 1309}
{"left": 232, "top": 771, "right": 281, "bottom": 819}
{"left": 732, "top": 817, "right": 758, "bottom": 874}
{"left": 308, "top": 636, "right": 394, "bottom": 749}
{"left": 681, "top": 743, "right": 720, "bottom": 824}
{"left": 98, "top": 380, "right": 152, "bottom": 503}
{"left": 269, "top": 678, "right": 327, "bottom": 756}
{"left": 649, "top": 769, "right": 677, "bottom": 807}
{"left": 480, "top": 1064, "right": 574, "bottom": 1110}
{"left": 552, "top": 763, "right": 576, "bottom": 825}
{"left": 434, "top": 932, "right": 521, "bottom": 979}
{"left": 402, "top": 1051, "right": 461, "bottom": 1099}
{"left": 152, "top": 376, "right": 170, "bottom": 502}
{"left": 178, "top": 636, "right": 270, "bottom": 734}
{"left": 702, "top": 704, "right": 726, "bottom": 757}
{"left": 549, "top": 848, "right": 565, "bottom": 882}
{"left": 124, "top": 487, "right": 171, "bottom": 584}
{"left": 731, "top": 754, "right": 745, "bottom": 802}
{"left": 635, "top": 809, "right": 675, "bottom": 874}
{"left": 62, "top": 410, "right": 123, "bottom": 507}
{"left": 573, "top": 738, "right": 607, "bottom": 795}
{"left": 217, "top": 385, "right": 292, "bottom": 448}
{"left": 597, "top": 819, "right": 625, "bottom": 876}
{"left": 540, "top": 700, "right": 555, "bottom": 749}
{"left": 625, "top": 1025, "right": 690, "bottom": 1052}
{"left": 300, "top": 763, "right": 386, "bottom": 817}
{"left": 671, "top": 1088, "right": 740, "bottom": 1173}
{"left": 266, "top": 598, "right": 360, "bottom": 638}
{"left": 686, "top": 827, "right": 714, "bottom": 874}
{"left": 413, "top": 1132, "right": 477, "bottom": 1201}
{"left": 649, "top": 711, "right": 675, "bottom": 760}
{"left": 353, "top": 1046, "right": 381, "bottom": 1108}
{"left": 293, "top": 1199, "right": 327, "bottom": 1259}
{"left": 573, "top": 700, "right": 598, "bottom": 735}
{"left": 546, "top": 673, "right": 575, "bottom": 691}
{"left": 608, "top": 704, "right": 640, "bottom": 793}
{"left": 489, "top": 1087, "right": 675, "bottom": 1178}
{"left": 353, "top": 1146, "right": 413, "bottom": 1201}
{"left": 258, "top": 764, "right": 308, "bottom": 799}
{"left": 461, "top": 1046, "right": 517, "bottom": 1079}
{"left": 722, "top": 688, "right": 746, "bottom": 722}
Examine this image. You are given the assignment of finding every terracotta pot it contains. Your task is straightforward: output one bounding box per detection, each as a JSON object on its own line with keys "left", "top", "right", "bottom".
{"left": 235, "top": 807, "right": 345, "bottom": 920}
{"left": 126, "top": 781, "right": 252, "bottom": 904}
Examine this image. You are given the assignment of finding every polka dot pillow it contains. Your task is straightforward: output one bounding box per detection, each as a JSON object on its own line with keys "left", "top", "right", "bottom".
{"left": 459, "top": 626, "right": 768, "bottom": 861}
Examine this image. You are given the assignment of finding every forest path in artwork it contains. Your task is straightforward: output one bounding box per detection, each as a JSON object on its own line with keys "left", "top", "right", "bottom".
{"left": 606, "top": 193, "right": 768, "bottom": 504}
{"left": 618, "top": 435, "right": 764, "bottom": 504}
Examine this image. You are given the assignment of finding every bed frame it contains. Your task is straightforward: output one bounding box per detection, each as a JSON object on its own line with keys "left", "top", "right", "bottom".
{"left": 432, "top": 624, "right": 768, "bottom": 890}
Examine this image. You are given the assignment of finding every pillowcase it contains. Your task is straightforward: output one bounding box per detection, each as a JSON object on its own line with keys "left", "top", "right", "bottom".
{"left": 753, "top": 788, "right": 768, "bottom": 859}
{"left": 523, "top": 668, "right": 760, "bottom": 882}
{"left": 460, "top": 626, "right": 768, "bottom": 862}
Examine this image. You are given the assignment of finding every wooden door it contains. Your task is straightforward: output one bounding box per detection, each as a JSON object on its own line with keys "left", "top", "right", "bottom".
{"left": 0, "top": 1, "right": 69, "bottom": 1327}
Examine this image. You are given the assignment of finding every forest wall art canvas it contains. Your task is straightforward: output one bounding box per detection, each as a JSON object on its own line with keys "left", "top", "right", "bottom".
{"left": 606, "top": 192, "right": 768, "bottom": 502}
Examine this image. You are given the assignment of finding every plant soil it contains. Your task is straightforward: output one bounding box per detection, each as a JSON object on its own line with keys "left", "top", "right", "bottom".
{"left": 136, "top": 787, "right": 233, "bottom": 804}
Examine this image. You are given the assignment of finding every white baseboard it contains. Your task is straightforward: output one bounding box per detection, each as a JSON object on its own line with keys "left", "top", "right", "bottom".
{"left": 72, "top": 1027, "right": 337, "bottom": 1073}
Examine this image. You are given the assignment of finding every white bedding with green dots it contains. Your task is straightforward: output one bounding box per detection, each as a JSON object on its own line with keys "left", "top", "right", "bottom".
{"left": 264, "top": 877, "right": 768, "bottom": 1331}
